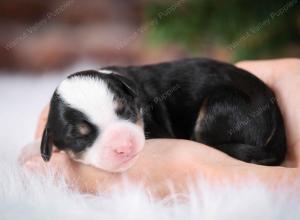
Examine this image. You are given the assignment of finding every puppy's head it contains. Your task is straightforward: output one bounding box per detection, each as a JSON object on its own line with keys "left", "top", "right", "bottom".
{"left": 40, "top": 70, "right": 145, "bottom": 172}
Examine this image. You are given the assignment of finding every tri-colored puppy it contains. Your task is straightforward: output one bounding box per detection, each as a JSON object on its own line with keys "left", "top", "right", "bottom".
{"left": 40, "top": 58, "right": 286, "bottom": 172}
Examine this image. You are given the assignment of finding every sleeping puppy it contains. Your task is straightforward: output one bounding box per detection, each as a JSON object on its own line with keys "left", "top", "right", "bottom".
{"left": 39, "top": 58, "right": 287, "bottom": 172}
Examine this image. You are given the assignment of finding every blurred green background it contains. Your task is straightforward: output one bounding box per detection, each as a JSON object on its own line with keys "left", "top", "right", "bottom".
{"left": 145, "top": 0, "right": 300, "bottom": 61}
{"left": 0, "top": 0, "right": 299, "bottom": 73}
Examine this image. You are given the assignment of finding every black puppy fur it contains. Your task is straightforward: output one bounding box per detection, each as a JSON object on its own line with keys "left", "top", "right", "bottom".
{"left": 42, "top": 58, "right": 286, "bottom": 166}
{"left": 104, "top": 58, "right": 287, "bottom": 165}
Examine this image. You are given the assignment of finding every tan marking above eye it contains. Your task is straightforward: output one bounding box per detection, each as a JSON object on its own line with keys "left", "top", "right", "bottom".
{"left": 114, "top": 98, "right": 127, "bottom": 114}
{"left": 77, "top": 122, "right": 91, "bottom": 136}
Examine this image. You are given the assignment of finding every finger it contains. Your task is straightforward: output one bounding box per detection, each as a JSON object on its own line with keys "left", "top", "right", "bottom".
{"left": 22, "top": 152, "right": 63, "bottom": 170}
{"left": 23, "top": 155, "right": 48, "bottom": 173}
{"left": 35, "top": 104, "right": 50, "bottom": 139}
{"left": 18, "top": 140, "right": 41, "bottom": 164}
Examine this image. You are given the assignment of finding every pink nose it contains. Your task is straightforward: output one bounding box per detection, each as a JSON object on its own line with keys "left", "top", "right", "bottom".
{"left": 113, "top": 140, "right": 134, "bottom": 156}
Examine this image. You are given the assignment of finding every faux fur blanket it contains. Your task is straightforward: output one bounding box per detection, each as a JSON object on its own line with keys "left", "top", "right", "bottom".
{"left": 1, "top": 64, "right": 300, "bottom": 220}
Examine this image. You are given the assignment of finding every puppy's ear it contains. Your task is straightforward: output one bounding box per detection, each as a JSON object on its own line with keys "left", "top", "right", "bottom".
{"left": 112, "top": 74, "right": 138, "bottom": 97}
{"left": 40, "top": 127, "right": 53, "bottom": 162}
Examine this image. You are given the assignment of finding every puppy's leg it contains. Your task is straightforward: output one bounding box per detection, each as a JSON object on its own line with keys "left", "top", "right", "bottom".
{"left": 193, "top": 86, "right": 283, "bottom": 166}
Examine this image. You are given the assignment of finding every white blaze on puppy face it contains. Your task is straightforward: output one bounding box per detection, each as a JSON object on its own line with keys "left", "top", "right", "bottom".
{"left": 58, "top": 76, "right": 117, "bottom": 127}
{"left": 57, "top": 75, "right": 145, "bottom": 172}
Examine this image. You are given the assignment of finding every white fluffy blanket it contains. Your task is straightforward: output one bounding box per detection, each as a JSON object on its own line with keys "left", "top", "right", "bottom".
{"left": 1, "top": 64, "right": 300, "bottom": 220}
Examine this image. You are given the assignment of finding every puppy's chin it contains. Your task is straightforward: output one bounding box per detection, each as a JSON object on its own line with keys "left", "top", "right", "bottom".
{"left": 104, "top": 153, "right": 140, "bottom": 173}
{"left": 73, "top": 152, "right": 140, "bottom": 173}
